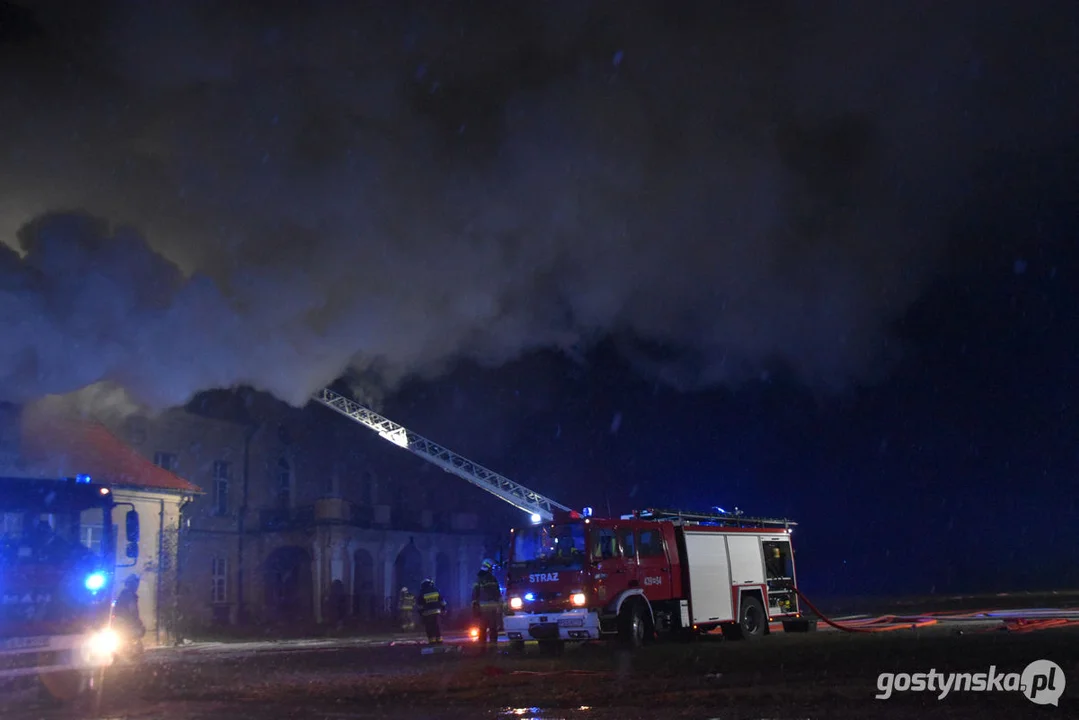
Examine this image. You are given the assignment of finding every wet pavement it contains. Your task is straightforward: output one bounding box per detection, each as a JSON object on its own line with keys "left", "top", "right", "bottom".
{"left": 2, "top": 622, "right": 1076, "bottom": 720}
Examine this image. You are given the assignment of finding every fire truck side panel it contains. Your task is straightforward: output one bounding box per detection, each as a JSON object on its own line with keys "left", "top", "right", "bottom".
{"left": 681, "top": 531, "right": 735, "bottom": 623}
{"left": 726, "top": 534, "right": 766, "bottom": 586}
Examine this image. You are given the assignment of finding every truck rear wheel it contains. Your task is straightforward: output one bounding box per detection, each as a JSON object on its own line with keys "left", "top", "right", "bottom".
{"left": 723, "top": 595, "right": 766, "bottom": 641}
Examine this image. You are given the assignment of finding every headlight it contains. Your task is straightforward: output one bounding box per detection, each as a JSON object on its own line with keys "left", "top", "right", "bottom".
{"left": 570, "top": 592, "right": 587, "bottom": 607}
{"left": 84, "top": 571, "right": 107, "bottom": 592}
{"left": 84, "top": 629, "right": 119, "bottom": 663}
{"left": 509, "top": 597, "right": 523, "bottom": 610}
{"left": 469, "top": 626, "right": 480, "bottom": 640}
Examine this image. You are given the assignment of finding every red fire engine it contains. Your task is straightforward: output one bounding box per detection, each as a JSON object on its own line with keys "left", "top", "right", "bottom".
{"left": 502, "top": 508, "right": 809, "bottom": 650}
{"left": 0, "top": 475, "right": 141, "bottom": 700}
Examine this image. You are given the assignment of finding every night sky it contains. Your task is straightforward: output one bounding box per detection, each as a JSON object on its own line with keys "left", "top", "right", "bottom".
{"left": 2, "top": 1, "right": 1077, "bottom": 599}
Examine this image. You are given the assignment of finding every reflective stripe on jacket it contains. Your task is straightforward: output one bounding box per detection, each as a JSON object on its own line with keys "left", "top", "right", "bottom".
{"left": 419, "top": 590, "right": 444, "bottom": 616}
{"left": 399, "top": 592, "right": 415, "bottom": 611}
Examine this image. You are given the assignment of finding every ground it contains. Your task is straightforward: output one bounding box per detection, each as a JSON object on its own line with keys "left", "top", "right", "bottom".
{"left": 2, "top": 595, "right": 1077, "bottom": 719}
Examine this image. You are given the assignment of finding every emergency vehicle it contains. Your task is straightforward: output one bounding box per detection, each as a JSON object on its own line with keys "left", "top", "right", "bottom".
{"left": 314, "top": 387, "right": 811, "bottom": 648}
{"left": 0, "top": 475, "right": 140, "bottom": 699}
{"left": 502, "top": 508, "right": 807, "bottom": 649}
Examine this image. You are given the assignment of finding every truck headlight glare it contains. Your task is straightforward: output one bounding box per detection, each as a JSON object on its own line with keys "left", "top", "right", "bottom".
{"left": 570, "top": 592, "right": 586, "bottom": 607}
{"left": 84, "top": 628, "right": 119, "bottom": 663}
{"left": 509, "top": 597, "right": 523, "bottom": 610}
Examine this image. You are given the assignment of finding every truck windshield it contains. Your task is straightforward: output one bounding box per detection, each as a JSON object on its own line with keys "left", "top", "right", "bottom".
{"left": 0, "top": 508, "right": 105, "bottom": 565}
{"left": 511, "top": 523, "right": 586, "bottom": 569}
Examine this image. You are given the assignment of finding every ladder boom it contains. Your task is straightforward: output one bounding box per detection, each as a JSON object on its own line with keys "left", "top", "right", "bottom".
{"left": 312, "top": 388, "right": 571, "bottom": 521}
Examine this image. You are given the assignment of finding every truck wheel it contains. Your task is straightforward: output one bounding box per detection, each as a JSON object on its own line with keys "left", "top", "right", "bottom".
{"left": 37, "top": 669, "right": 88, "bottom": 704}
{"left": 618, "top": 601, "right": 648, "bottom": 648}
{"left": 508, "top": 640, "right": 526, "bottom": 653}
{"left": 737, "top": 596, "right": 766, "bottom": 640}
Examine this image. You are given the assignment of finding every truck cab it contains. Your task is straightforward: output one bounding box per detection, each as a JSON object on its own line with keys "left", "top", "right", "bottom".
{"left": 0, "top": 476, "right": 140, "bottom": 701}
{"left": 502, "top": 517, "right": 684, "bottom": 648}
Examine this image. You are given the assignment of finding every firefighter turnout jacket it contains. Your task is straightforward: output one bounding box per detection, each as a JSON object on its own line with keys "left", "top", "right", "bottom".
{"left": 398, "top": 588, "right": 415, "bottom": 613}
{"left": 472, "top": 569, "right": 502, "bottom": 615}
{"left": 418, "top": 580, "right": 446, "bottom": 616}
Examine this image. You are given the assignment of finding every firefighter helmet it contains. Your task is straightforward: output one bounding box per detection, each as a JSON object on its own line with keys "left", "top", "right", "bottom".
{"left": 481, "top": 558, "right": 494, "bottom": 572}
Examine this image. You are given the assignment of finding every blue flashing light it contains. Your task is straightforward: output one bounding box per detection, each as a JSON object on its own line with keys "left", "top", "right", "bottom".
{"left": 582, "top": 507, "right": 593, "bottom": 518}
{"left": 524, "top": 592, "right": 534, "bottom": 602}
{"left": 84, "top": 571, "right": 107, "bottom": 592}
{"left": 76, "top": 474, "right": 92, "bottom": 484}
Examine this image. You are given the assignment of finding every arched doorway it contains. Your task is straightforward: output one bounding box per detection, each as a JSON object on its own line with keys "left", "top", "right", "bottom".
{"left": 352, "top": 548, "right": 376, "bottom": 620}
{"left": 263, "top": 546, "right": 313, "bottom": 623}
{"left": 394, "top": 542, "right": 423, "bottom": 599}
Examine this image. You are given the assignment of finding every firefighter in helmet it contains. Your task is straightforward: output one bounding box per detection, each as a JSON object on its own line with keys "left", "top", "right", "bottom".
{"left": 471, "top": 558, "right": 502, "bottom": 648}
{"left": 397, "top": 586, "right": 416, "bottom": 632}
{"left": 111, "top": 574, "right": 146, "bottom": 652}
{"left": 416, "top": 578, "right": 446, "bottom": 644}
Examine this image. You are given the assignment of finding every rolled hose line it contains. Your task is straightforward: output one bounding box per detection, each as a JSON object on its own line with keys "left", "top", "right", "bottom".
{"left": 791, "top": 586, "right": 1079, "bottom": 634}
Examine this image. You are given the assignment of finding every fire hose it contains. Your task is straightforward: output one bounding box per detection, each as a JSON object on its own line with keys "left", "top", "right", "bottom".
{"left": 792, "top": 587, "right": 1079, "bottom": 634}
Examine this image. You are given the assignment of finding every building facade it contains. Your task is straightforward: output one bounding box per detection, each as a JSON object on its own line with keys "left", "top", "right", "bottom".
{"left": 104, "top": 395, "right": 500, "bottom": 635}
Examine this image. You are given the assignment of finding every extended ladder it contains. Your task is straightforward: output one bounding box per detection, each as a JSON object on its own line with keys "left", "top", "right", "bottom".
{"left": 312, "top": 388, "right": 572, "bottom": 522}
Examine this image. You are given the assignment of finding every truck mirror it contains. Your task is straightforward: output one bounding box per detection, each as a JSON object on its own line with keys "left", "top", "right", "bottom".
{"left": 125, "top": 510, "right": 140, "bottom": 544}
{"left": 126, "top": 541, "right": 139, "bottom": 559}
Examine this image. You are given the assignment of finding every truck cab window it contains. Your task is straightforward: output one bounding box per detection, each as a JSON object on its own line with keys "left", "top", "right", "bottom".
{"left": 617, "top": 528, "right": 636, "bottom": 560}
{"left": 590, "top": 528, "right": 618, "bottom": 560}
{"left": 638, "top": 529, "right": 665, "bottom": 557}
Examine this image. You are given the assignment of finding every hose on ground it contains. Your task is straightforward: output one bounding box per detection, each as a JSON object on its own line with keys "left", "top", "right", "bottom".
{"left": 792, "top": 587, "right": 1079, "bottom": 634}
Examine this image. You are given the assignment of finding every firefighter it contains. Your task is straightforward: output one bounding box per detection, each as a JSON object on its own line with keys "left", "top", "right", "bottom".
{"left": 416, "top": 578, "right": 446, "bottom": 644}
{"left": 397, "top": 586, "right": 416, "bottom": 631}
{"left": 555, "top": 528, "right": 581, "bottom": 559}
{"left": 471, "top": 558, "right": 502, "bottom": 648}
{"left": 111, "top": 575, "right": 146, "bottom": 656}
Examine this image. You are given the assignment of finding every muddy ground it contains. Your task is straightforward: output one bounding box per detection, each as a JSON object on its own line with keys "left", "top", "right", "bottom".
{"left": 4, "top": 620, "right": 1076, "bottom": 720}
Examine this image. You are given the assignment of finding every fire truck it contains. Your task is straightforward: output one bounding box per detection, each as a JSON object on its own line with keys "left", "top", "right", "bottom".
{"left": 502, "top": 508, "right": 808, "bottom": 650}
{"left": 0, "top": 475, "right": 141, "bottom": 699}
{"left": 314, "top": 387, "right": 810, "bottom": 648}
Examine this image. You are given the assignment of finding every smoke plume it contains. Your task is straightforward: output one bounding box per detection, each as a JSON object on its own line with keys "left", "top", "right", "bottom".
{"left": 1, "top": 0, "right": 1075, "bottom": 411}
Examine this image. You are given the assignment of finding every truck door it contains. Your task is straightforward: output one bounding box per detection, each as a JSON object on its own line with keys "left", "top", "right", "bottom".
{"left": 591, "top": 525, "right": 630, "bottom": 607}
{"left": 636, "top": 527, "right": 674, "bottom": 601}
{"left": 615, "top": 526, "right": 638, "bottom": 589}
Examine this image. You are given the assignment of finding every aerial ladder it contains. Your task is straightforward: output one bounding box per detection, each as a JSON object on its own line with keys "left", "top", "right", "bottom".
{"left": 311, "top": 387, "right": 574, "bottom": 522}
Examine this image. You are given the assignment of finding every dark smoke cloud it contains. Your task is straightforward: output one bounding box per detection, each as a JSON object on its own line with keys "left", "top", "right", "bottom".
{"left": 1, "top": 0, "right": 1075, "bottom": 411}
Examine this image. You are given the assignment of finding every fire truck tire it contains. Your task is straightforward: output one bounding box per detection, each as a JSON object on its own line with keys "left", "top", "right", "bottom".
{"left": 618, "top": 600, "right": 649, "bottom": 648}
{"left": 728, "top": 595, "right": 766, "bottom": 641}
{"left": 508, "top": 640, "right": 526, "bottom": 653}
{"left": 37, "top": 669, "right": 89, "bottom": 704}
